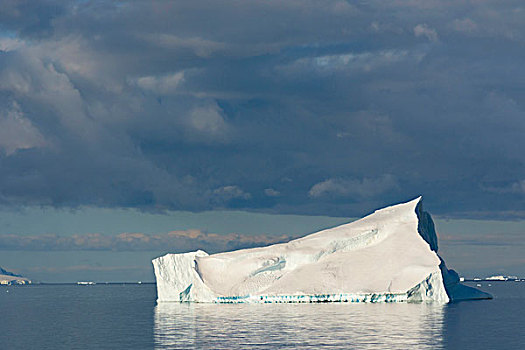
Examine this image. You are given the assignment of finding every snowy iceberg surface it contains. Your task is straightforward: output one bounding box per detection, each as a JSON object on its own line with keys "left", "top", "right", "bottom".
{"left": 153, "top": 197, "right": 491, "bottom": 303}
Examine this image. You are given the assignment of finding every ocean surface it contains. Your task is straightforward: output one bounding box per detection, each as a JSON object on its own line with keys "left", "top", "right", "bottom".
{"left": 1, "top": 282, "right": 523, "bottom": 349}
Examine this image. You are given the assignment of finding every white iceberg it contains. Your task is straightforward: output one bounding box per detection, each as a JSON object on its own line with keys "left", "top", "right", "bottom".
{"left": 152, "top": 197, "right": 491, "bottom": 303}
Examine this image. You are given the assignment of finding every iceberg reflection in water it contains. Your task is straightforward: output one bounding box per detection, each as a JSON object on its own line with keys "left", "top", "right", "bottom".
{"left": 154, "top": 302, "right": 444, "bottom": 349}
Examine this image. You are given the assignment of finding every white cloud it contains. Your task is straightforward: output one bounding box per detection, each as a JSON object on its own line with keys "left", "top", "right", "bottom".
{"left": 279, "top": 49, "right": 417, "bottom": 74}
{"left": 414, "top": 24, "right": 438, "bottom": 42}
{"left": 308, "top": 175, "right": 398, "bottom": 198}
{"left": 213, "top": 185, "right": 251, "bottom": 201}
{"left": 264, "top": 188, "right": 281, "bottom": 197}
{"left": 132, "top": 71, "right": 185, "bottom": 94}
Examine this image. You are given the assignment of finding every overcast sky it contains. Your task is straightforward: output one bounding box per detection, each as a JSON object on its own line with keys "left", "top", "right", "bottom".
{"left": 1, "top": 1, "right": 524, "bottom": 281}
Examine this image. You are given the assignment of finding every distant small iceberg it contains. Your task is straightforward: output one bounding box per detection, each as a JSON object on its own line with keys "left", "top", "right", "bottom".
{"left": 0, "top": 266, "right": 31, "bottom": 285}
{"left": 486, "top": 275, "right": 507, "bottom": 281}
{"left": 77, "top": 281, "right": 96, "bottom": 285}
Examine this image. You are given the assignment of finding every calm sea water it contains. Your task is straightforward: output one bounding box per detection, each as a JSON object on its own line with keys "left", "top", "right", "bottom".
{"left": 0, "top": 282, "right": 523, "bottom": 349}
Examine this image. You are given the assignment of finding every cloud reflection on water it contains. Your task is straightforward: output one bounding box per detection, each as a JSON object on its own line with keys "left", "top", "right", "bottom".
{"left": 154, "top": 302, "right": 444, "bottom": 349}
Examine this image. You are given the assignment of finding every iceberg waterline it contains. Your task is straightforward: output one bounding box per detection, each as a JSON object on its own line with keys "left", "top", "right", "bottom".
{"left": 152, "top": 197, "right": 491, "bottom": 303}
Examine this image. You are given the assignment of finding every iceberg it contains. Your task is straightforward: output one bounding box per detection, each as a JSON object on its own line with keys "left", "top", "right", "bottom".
{"left": 152, "top": 197, "right": 491, "bottom": 303}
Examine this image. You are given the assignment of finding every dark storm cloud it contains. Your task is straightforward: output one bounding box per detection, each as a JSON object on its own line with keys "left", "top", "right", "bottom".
{"left": 1, "top": 0, "right": 525, "bottom": 217}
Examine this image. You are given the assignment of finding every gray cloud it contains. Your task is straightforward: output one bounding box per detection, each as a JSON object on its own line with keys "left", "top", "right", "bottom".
{"left": 1, "top": 1, "right": 525, "bottom": 218}
{"left": 308, "top": 175, "right": 399, "bottom": 199}
{"left": 0, "top": 101, "right": 47, "bottom": 155}
{"left": 481, "top": 180, "right": 525, "bottom": 195}
{"left": 0, "top": 230, "right": 294, "bottom": 253}
{"left": 440, "top": 233, "right": 525, "bottom": 247}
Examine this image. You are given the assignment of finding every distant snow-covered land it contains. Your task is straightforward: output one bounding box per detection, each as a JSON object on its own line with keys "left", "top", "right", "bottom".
{"left": 0, "top": 267, "right": 31, "bottom": 285}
